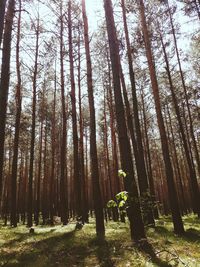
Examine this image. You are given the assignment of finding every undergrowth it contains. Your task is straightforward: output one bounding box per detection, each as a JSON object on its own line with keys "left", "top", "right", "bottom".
{"left": 0, "top": 215, "right": 199, "bottom": 266}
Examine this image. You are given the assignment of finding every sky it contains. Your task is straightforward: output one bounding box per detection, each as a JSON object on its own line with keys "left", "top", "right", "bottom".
{"left": 85, "top": 0, "right": 104, "bottom": 31}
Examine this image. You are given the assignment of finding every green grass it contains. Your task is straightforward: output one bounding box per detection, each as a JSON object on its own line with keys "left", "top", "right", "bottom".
{"left": 0, "top": 215, "right": 200, "bottom": 266}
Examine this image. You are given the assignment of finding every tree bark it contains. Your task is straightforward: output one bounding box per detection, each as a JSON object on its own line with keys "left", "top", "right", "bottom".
{"left": 10, "top": 0, "right": 22, "bottom": 227}
{"left": 139, "top": 0, "right": 184, "bottom": 234}
{"left": 59, "top": 2, "right": 68, "bottom": 224}
{"left": 159, "top": 30, "right": 200, "bottom": 217}
{"left": 27, "top": 15, "right": 40, "bottom": 228}
{"left": 121, "top": 0, "right": 155, "bottom": 225}
{"left": 82, "top": 0, "right": 105, "bottom": 237}
{"left": 104, "top": 0, "right": 146, "bottom": 242}
{"left": 167, "top": 1, "right": 200, "bottom": 180}
{"left": 0, "top": 0, "right": 15, "bottom": 206}
{"left": 68, "top": 1, "right": 82, "bottom": 220}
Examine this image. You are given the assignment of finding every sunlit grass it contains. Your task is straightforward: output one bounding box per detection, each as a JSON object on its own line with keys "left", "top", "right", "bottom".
{"left": 0, "top": 215, "right": 199, "bottom": 266}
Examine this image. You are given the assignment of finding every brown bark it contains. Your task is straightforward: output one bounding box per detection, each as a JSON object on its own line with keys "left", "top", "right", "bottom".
{"left": 77, "top": 28, "right": 88, "bottom": 223}
{"left": 166, "top": 104, "right": 186, "bottom": 214}
{"left": 104, "top": 0, "right": 146, "bottom": 242}
{"left": 106, "top": 52, "right": 120, "bottom": 194}
{"left": 103, "top": 87, "right": 113, "bottom": 200}
{"left": 82, "top": 0, "right": 105, "bottom": 237}
{"left": 139, "top": 0, "right": 184, "bottom": 234}
{"left": 0, "top": 0, "right": 15, "bottom": 206}
{"left": 167, "top": 1, "right": 200, "bottom": 180}
{"left": 27, "top": 15, "right": 40, "bottom": 228}
{"left": 121, "top": 1, "right": 154, "bottom": 226}
{"left": 140, "top": 91, "right": 159, "bottom": 219}
{"left": 159, "top": 31, "right": 200, "bottom": 216}
{"left": 68, "top": 1, "right": 82, "bottom": 220}
{"left": 49, "top": 67, "right": 57, "bottom": 225}
{"left": 10, "top": 0, "right": 22, "bottom": 227}
{"left": 120, "top": 65, "right": 155, "bottom": 225}
{"left": 59, "top": 2, "right": 68, "bottom": 225}
{"left": 34, "top": 121, "right": 43, "bottom": 225}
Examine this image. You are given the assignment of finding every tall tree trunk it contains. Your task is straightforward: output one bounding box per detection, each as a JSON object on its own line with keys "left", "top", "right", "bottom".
{"left": 68, "top": 1, "right": 82, "bottom": 220}
{"left": 166, "top": 104, "right": 186, "bottom": 214}
{"left": 0, "top": 0, "right": 15, "bottom": 206}
{"left": 34, "top": 121, "right": 43, "bottom": 225}
{"left": 120, "top": 0, "right": 154, "bottom": 225}
{"left": 49, "top": 66, "right": 57, "bottom": 225}
{"left": 120, "top": 65, "right": 155, "bottom": 225}
{"left": 139, "top": 0, "right": 184, "bottom": 234}
{"left": 103, "top": 87, "right": 113, "bottom": 200}
{"left": 60, "top": 2, "right": 68, "bottom": 224}
{"left": 77, "top": 27, "right": 88, "bottom": 223}
{"left": 27, "top": 16, "right": 39, "bottom": 228}
{"left": 104, "top": 0, "right": 146, "bottom": 242}
{"left": 106, "top": 51, "right": 120, "bottom": 194}
{"left": 82, "top": 0, "right": 105, "bottom": 237}
{"left": 10, "top": 0, "right": 22, "bottom": 227}
{"left": 140, "top": 90, "right": 159, "bottom": 219}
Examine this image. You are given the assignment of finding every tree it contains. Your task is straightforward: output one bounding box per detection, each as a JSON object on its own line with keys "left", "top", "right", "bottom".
{"left": 158, "top": 27, "right": 200, "bottom": 217}
{"left": 10, "top": 0, "right": 22, "bottom": 227}
{"left": 104, "top": 0, "right": 146, "bottom": 242}
{"left": 82, "top": 0, "right": 105, "bottom": 238}
{"left": 68, "top": 1, "right": 82, "bottom": 221}
{"left": 59, "top": 1, "right": 68, "bottom": 225}
{"left": 0, "top": 0, "right": 15, "bottom": 206}
{"left": 121, "top": 0, "right": 154, "bottom": 225}
{"left": 27, "top": 12, "right": 40, "bottom": 228}
{"left": 139, "top": 0, "right": 184, "bottom": 234}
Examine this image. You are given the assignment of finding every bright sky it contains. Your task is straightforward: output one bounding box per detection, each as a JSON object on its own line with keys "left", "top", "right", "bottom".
{"left": 85, "top": 0, "right": 103, "bottom": 31}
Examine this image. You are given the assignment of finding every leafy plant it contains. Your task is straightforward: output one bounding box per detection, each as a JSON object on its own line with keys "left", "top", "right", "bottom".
{"left": 107, "top": 200, "right": 117, "bottom": 208}
{"left": 118, "top": 169, "right": 127, "bottom": 178}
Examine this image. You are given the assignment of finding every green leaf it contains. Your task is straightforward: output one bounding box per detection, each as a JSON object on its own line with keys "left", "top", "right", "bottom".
{"left": 116, "top": 191, "right": 128, "bottom": 201}
{"left": 119, "top": 200, "right": 126, "bottom": 208}
{"left": 107, "top": 200, "right": 117, "bottom": 208}
{"left": 118, "top": 170, "right": 127, "bottom": 178}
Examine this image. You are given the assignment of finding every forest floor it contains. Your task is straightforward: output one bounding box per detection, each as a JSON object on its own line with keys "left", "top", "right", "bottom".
{"left": 0, "top": 215, "right": 200, "bottom": 267}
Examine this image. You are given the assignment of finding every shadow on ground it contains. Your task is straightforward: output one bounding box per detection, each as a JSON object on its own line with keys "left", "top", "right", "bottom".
{"left": 0, "top": 222, "right": 200, "bottom": 267}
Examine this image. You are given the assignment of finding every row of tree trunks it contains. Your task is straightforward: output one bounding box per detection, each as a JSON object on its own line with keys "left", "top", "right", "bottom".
{"left": 159, "top": 29, "right": 200, "bottom": 217}
{"left": 139, "top": 0, "right": 184, "bottom": 234}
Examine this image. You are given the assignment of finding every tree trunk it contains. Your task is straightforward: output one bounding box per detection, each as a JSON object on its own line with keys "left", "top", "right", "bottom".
{"left": 106, "top": 51, "right": 120, "bottom": 194}
{"left": 159, "top": 30, "right": 200, "bottom": 217}
{"left": 167, "top": 1, "right": 200, "bottom": 180}
{"left": 82, "top": 0, "right": 105, "bottom": 237}
{"left": 77, "top": 28, "right": 88, "bottom": 223}
{"left": 10, "top": 0, "right": 22, "bottom": 227}
{"left": 68, "top": 1, "right": 82, "bottom": 220}
{"left": 121, "top": 0, "right": 155, "bottom": 225}
{"left": 59, "top": 2, "right": 68, "bottom": 225}
{"left": 139, "top": 0, "right": 184, "bottom": 234}
{"left": 104, "top": 0, "right": 146, "bottom": 242}
{"left": 140, "top": 90, "right": 159, "bottom": 219}
{"left": 49, "top": 66, "right": 57, "bottom": 225}
{"left": 27, "top": 15, "right": 40, "bottom": 228}
{"left": 0, "top": 0, "right": 15, "bottom": 206}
